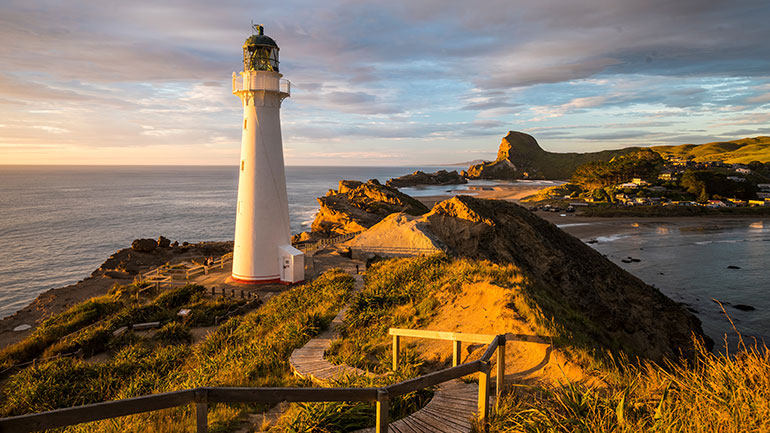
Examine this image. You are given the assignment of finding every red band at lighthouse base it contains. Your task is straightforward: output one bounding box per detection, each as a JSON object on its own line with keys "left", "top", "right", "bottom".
{"left": 230, "top": 273, "right": 281, "bottom": 285}
{"left": 229, "top": 274, "right": 305, "bottom": 285}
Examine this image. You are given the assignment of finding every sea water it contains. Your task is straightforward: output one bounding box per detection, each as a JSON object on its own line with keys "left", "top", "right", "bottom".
{"left": 587, "top": 221, "right": 770, "bottom": 351}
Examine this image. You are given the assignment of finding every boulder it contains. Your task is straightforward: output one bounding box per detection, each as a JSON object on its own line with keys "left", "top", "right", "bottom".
{"left": 386, "top": 170, "right": 468, "bottom": 188}
{"left": 157, "top": 236, "right": 171, "bottom": 248}
{"left": 131, "top": 238, "right": 157, "bottom": 252}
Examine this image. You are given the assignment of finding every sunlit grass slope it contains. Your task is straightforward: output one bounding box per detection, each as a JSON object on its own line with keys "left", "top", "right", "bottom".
{"left": 652, "top": 136, "right": 770, "bottom": 164}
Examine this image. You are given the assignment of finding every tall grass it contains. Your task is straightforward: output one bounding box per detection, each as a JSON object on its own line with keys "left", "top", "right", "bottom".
{"left": 486, "top": 338, "right": 770, "bottom": 432}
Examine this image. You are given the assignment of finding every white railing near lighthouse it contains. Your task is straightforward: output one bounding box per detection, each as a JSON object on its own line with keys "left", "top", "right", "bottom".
{"left": 231, "top": 72, "right": 290, "bottom": 96}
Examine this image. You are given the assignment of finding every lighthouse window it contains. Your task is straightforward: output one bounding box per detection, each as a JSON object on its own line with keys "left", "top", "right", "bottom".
{"left": 241, "top": 161, "right": 245, "bottom": 171}
{"left": 244, "top": 119, "right": 247, "bottom": 129}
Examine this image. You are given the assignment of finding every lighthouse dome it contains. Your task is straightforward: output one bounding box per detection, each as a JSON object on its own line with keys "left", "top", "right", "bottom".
{"left": 244, "top": 34, "right": 278, "bottom": 49}
{"left": 243, "top": 25, "right": 280, "bottom": 72}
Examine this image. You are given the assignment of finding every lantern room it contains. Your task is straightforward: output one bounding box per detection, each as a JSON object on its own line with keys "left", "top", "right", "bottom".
{"left": 243, "top": 24, "right": 279, "bottom": 72}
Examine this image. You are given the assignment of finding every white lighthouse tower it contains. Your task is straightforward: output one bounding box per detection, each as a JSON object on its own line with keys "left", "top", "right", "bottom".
{"left": 231, "top": 24, "right": 304, "bottom": 284}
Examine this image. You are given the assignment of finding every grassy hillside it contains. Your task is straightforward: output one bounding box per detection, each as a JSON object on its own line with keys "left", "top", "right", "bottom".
{"left": 0, "top": 272, "right": 355, "bottom": 431}
{"left": 652, "top": 136, "right": 770, "bottom": 164}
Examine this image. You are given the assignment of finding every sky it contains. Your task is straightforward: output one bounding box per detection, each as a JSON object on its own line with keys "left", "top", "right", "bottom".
{"left": 1, "top": 0, "right": 769, "bottom": 166}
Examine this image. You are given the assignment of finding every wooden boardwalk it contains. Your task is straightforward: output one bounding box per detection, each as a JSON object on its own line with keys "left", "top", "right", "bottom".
{"left": 289, "top": 304, "right": 368, "bottom": 383}
{"left": 354, "top": 380, "right": 479, "bottom": 433}
{"left": 288, "top": 272, "right": 483, "bottom": 432}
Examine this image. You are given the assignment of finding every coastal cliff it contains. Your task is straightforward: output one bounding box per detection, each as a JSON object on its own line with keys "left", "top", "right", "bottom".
{"left": 310, "top": 179, "right": 429, "bottom": 235}
{"left": 463, "top": 131, "right": 637, "bottom": 180}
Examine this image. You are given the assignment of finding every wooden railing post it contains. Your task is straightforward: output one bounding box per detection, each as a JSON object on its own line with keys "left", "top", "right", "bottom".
{"left": 496, "top": 335, "right": 505, "bottom": 405}
{"left": 375, "top": 388, "right": 389, "bottom": 433}
{"left": 195, "top": 388, "right": 208, "bottom": 433}
{"left": 478, "top": 360, "right": 491, "bottom": 430}
{"left": 452, "top": 340, "right": 462, "bottom": 367}
{"left": 392, "top": 335, "right": 400, "bottom": 371}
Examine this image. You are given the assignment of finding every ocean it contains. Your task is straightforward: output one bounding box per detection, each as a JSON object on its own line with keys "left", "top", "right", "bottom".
{"left": 586, "top": 220, "right": 770, "bottom": 351}
{"left": 0, "top": 166, "right": 767, "bottom": 350}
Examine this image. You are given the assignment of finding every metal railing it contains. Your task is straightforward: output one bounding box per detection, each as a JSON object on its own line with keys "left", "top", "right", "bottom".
{"left": 231, "top": 71, "right": 290, "bottom": 96}
{"left": 0, "top": 330, "right": 506, "bottom": 433}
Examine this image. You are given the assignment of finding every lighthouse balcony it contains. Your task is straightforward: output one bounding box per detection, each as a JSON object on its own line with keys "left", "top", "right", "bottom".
{"left": 232, "top": 71, "right": 290, "bottom": 96}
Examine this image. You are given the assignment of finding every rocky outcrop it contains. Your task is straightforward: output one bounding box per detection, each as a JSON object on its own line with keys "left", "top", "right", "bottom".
{"left": 386, "top": 170, "right": 468, "bottom": 188}
{"left": 346, "top": 213, "right": 445, "bottom": 259}
{"left": 462, "top": 131, "right": 638, "bottom": 180}
{"left": 421, "top": 196, "right": 709, "bottom": 362}
{"left": 311, "top": 179, "right": 429, "bottom": 235}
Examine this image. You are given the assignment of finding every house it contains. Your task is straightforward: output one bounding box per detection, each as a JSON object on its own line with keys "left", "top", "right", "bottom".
{"left": 707, "top": 200, "right": 727, "bottom": 208}
{"left": 757, "top": 192, "right": 770, "bottom": 199}
{"left": 736, "top": 168, "right": 752, "bottom": 175}
{"left": 632, "top": 178, "right": 649, "bottom": 186}
{"left": 748, "top": 200, "right": 768, "bottom": 207}
{"left": 727, "top": 176, "right": 746, "bottom": 182}
{"left": 618, "top": 182, "right": 638, "bottom": 188}
{"left": 658, "top": 172, "right": 676, "bottom": 181}
{"left": 648, "top": 186, "right": 667, "bottom": 192}
{"left": 757, "top": 183, "right": 770, "bottom": 191}
{"left": 727, "top": 198, "right": 746, "bottom": 206}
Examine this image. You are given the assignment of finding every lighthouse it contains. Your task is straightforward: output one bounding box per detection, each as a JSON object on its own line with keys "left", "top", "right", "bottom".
{"left": 231, "top": 24, "right": 304, "bottom": 284}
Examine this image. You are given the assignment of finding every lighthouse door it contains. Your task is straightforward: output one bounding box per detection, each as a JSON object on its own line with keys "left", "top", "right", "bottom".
{"left": 281, "top": 257, "right": 291, "bottom": 281}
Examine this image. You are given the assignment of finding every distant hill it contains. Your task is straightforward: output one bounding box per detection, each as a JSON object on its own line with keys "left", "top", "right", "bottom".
{"left": 463, "top": 132, "right": 639, "bottom": 180}
{"left": 463, "top": 132, "right": 770, "bottom": 180}
{"left": 651, "top": 136, "right": 770, "bottom": 164}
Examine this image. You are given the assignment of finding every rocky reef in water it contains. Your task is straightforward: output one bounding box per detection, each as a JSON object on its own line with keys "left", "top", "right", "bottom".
{"left": 386, "top": 170, "right": 468, "bottom": 188}
{"left": 462, "top": 131, "right": 638, "bottom": 180}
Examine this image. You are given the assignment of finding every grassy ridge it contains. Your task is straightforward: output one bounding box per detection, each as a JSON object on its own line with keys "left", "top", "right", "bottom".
{"left": 652, "top": 136, "right": 770, "bottom": 164}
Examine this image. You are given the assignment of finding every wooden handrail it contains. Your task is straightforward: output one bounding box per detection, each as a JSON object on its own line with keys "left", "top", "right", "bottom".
{"left": 389, "top": 328, "right": 497, "bottom": 344}
{"left": 384, "top": 360, "right": 482, "bottom": 397}
{"left": 0, "top": 329, "right": 506, "bottom": 433}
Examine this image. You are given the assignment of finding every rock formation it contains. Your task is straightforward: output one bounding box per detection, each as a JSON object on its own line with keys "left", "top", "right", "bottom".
{"left": 424, "top": 195, "right": 708, "bottom": 361}
{"left": 462, "top": 131, "right": 637, "bottom": 180}
{"left": 346, "top": 213, "right": 445, "bottom": 259}
{"left": 386, "top": 170, "right": 468, "bottom": 188}
{"left": 310, "top": 179, "right": 429, "bottom": 235}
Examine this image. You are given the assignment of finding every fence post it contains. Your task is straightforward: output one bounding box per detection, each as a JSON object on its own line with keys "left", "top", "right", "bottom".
{"left": 375, "top": 388, "right": 389, "bottom": 433}
{"left": 496, "top": 335, "right": 506, "bottom": 405}
{"left": 195, "top": 388, "right": 208, "bottom": 433}
{"left": 478, "top": 360, "right": 491, "bottom": 429}
{"left": 452, "top": 340, "right": 462, "bottom": 367}
{"left": 392, "top": 334, "right": 400, "bottom": 371}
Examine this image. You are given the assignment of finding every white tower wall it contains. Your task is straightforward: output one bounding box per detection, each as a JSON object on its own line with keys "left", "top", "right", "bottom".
{"left": 232, "top": 70, "right": 303, "bottom": 283}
